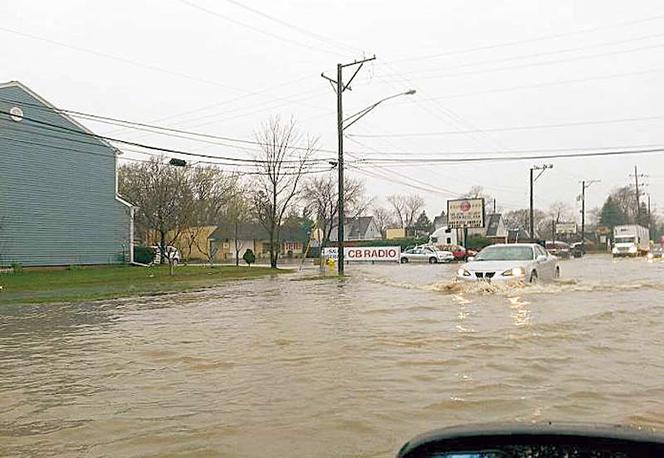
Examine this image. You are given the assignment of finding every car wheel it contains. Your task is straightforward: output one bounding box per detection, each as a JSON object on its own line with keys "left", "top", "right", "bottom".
{"left": 529, "top": 270, "right": 538, "bottom": 283}
{"left": 554, "top": 266, "right": 560, "bottom": 279}
{"left": 429, "top": 257, "right": 438, "bottom": 264}
{"left": 401, "top": 258, "right": 408, "bottom": 264}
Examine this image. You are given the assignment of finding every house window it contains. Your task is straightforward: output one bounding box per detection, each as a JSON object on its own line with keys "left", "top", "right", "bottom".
{"left": 446, "top": 237, "right": 452, "bottom": 244}
{"left": 431, "top": 237, "right": 438, "bottom": 243}
{"left": 444, "top": 228, "right": 451, "bottom": 233}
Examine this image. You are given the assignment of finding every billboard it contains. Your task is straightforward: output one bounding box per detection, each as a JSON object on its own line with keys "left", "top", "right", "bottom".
{"left": 447, "top": 198, "right": 485, "bottom": 229}
{"left": 555, "top": 222, "right": 577, "bottom": 234}
{"left": 321, "top": 246, "right": 401, "bottom": 262}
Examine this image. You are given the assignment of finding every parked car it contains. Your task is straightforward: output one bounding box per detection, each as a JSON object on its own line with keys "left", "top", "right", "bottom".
{"left": 545, "top": 240, "right": 571, "bottom": 259}
{"left": 571, "top": 242, "right": 585, "bottom": 258}
{"left": 647, "top": 244, "right": 663, "bottom": 260}
{"left": 456, "top": 243, "right": 559, "bottom": 283}
{"left": 401, "top": 246, "right": 454, "bottom": 264}
{"left": 151, "top": 245, "right": 181, "bottom": 265}
{"left": 438, "top": 244, "right": 476, "bottom": 261}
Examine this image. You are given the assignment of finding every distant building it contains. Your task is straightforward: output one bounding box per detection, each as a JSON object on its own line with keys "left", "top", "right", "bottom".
{"left": 329, "top": 216, "right": 382, "bottom": 242}
{"left": 485, "top": 213, "right": 508, "bottom": 242}
{"left": 385, "top": 227, "right": 406, "bottom": 240}
{"left": 0, "top": 81, "right": 134, "bottom": 266}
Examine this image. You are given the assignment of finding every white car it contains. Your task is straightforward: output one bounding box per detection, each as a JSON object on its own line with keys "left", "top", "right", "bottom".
{"left": 401, "top": 246, "right": 454, "bottom": 264}
{"left": 151, "top": 245, "right": 181, "bottom": 265}
{"left": 456, "top": 243, "right": 559, "bottom": 283}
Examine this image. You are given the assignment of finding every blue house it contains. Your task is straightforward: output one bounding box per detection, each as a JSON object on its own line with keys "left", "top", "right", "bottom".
{"left": 0, "top": 81, "right": 134, "bottom": 266}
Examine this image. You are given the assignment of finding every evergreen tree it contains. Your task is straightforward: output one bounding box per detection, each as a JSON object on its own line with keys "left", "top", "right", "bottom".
{"left": 599, "top": 196, "right": 626, "bottom": 230}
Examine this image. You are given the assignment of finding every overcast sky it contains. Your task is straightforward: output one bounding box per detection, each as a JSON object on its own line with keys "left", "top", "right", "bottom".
{"left": 2, "top": 0, "right": 664, "bottom": 220}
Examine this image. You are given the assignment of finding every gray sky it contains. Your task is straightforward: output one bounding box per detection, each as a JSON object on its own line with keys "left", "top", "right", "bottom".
{"left": 2, "top": 0, "right": 664, "bottom": 220}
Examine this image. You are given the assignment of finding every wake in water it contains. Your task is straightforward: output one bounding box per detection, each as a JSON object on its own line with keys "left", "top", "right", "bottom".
{"left": 365, "top": 275, "right": 664, "bottom": 297}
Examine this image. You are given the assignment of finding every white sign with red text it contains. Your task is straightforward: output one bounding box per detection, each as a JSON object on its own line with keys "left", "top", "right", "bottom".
{"left": 321, "top": 246, "right": 401, "bottom": 262}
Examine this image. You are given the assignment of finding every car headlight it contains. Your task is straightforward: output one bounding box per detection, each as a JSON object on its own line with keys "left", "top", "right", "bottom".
{"left": 502, "top": 267, "right": 525, "bottom": 277}
{"left": 647, "top": 252, "right": 654, "bottom": 259}
{"left": 457, "top": 268, "right": 471, "bottom": 277}
{"left": 612, "top": 247, "right": 618, "bottom": 253}
{"left": 629, "top": 246, "right": 637, "bottom": 253}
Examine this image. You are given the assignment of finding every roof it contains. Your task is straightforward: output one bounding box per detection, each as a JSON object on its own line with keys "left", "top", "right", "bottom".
{"left": 0, "top": 81, "right": 120, "bottom": 154}
{"left": 209, "top": 223, "right": 268, "bottom": 241}
{"left": 345, "top": 216, "right": 375, "bottom": 238}
{"left": 485, "top": 213, "right": 502, "bottom": 237}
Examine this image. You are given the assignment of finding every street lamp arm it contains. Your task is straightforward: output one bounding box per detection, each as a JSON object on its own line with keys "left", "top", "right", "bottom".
{"left": 342, "top": 90, "right": 416, "bottom": 132}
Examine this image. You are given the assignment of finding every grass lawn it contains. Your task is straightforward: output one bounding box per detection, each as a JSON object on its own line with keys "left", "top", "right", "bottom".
{"left": 0, "top": 264, "right": 287, "bottom": 305}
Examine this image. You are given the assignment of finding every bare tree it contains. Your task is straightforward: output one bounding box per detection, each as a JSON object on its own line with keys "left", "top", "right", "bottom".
{"left": 118, "top": 156, "right": 193, "bottom": 274}
{"left": 303, "top": 175, "right": 367, "bottom": 248}
{"left": 225, "top": 191, "right": 251, "bottom": 267}
{"left": 371, "top": 205, "right": 395, "bottom": 236}
{"left": 387, "top": 193, "right": 425, "bottom": 228}
{"left": 182, "top": 166, "right": 239, "bottom": 262}
{"left": 504, "top": 208, "right": 547, "bottom": 237}
{"left": 253, "top": 117, "right": 317, "bottom": 269}
{"left": 462, "top": 185, "right": 495, "bottom": 212}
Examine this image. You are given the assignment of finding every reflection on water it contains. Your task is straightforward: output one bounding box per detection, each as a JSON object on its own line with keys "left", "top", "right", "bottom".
{"left": 1, "top": 255, "right": 663, "bottom": 457}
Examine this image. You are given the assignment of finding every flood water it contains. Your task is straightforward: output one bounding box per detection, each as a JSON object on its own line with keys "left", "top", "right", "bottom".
{"left": 1, "top": 254, "right": 663, "bottom": 457}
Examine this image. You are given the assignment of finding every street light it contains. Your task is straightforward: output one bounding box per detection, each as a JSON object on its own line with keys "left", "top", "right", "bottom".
{"left": 335, "top": 88, "right": 415, "bottom": 274}
{"left": 343, "top": 90, "right": 417, "bottom": 131}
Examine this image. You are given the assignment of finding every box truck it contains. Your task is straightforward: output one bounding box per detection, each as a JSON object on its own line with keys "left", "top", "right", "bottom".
{"left": 612, "top": 225, "right": 650, "bottom": 257}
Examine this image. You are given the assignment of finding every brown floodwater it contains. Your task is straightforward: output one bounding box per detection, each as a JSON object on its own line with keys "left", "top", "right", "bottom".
{"left": 1, "top": 254, "right": 663, "bottom": 457}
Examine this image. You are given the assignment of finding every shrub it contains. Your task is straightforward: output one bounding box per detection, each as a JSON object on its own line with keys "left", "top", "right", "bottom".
{"left": 134, "top": 246, "right": 156, "bottom": 265}
{"left": 10, "top": 262, "right": 23, "bottom": 273}
{"left": 466, "top": 234, "right": 492, "bottom": 251}
{"left": 243, "top": 248, "right": 256, "bottom": 266}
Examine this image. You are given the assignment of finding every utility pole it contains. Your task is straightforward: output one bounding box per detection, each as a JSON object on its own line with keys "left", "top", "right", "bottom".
{"left": 580, "top": 180, "right": 600, "bottom": 253}
{"left": 321, "top": 55, "right": 376, "bottom": 274}
{"left": 529, "top": 164, "right": 553, "bottom": 241}
{"left": 629, "top": 165, "right": 648, "bottom": 225}
{"left": 648, "top": 194, "right": 652, "bottom": 240}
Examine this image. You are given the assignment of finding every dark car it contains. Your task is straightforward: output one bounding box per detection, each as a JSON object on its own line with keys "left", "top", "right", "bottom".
{"left": 571, "top": 242, "right": 585, "bottom": 258}
{"left": 545, "top": 241, "right": 571, "bottom": 259}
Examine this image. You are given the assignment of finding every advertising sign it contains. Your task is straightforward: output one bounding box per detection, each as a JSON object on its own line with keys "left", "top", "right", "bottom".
{"left": 555, "top": 222, "right": 577, "bottom": 234}
{"left": 321, "top": 246, "right": 401, "bottom": 262}
{"left": 447, "top": 198, "right": 485, "bottom": 229}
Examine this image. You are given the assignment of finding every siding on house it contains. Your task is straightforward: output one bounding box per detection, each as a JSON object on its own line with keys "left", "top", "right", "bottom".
{"left": 0, "top": 81, "right": 132, "bottom": 266}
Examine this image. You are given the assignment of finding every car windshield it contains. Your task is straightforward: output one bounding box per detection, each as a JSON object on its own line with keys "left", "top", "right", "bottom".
{"left": 615, "top": 236, "right": 635, "bottom": 244}
{"left": 475, "top": 246, "right": 534, "bottom": 261}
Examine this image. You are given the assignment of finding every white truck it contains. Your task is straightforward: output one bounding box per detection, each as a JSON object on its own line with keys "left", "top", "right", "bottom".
{"left": 612, "top": 225, "right": 650, "bottom": 257}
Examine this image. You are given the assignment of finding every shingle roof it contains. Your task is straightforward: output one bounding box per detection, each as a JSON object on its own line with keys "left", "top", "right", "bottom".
{"left": 485, "top": 213, "right": 502, "bottom": 237}
{"left": 209, "top": 223, "right": 268, "bottom": 241}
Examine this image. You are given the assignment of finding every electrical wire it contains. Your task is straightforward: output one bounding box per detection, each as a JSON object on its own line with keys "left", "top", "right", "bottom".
{"left": 347, "top": 114, "right": 664, "bottom": 138}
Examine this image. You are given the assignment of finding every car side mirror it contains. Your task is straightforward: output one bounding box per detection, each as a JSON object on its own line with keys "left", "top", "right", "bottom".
{"left": 467, "top": 256, "right": 475, "bottom": 262}
{"left": 537, "top": 255, "right": 547, "bottom": 262}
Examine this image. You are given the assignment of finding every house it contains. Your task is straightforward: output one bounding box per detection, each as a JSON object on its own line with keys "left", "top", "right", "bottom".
{"left": 207, "top": 223, "right": 266, "bottom": 261}
{"left": 467, "top": 213, "right": 508, "bottom": 242}
{"left": 329, "top": 216, "right": 382, "bottom": 242}
{"left": 385, "top": 227, "right": 406, "bottom": 240}
{"left": 485, "top": 213, "right": 508, "bottom": 242}
{"left": 0, "top": 81, "right": 134, "bottom": 266}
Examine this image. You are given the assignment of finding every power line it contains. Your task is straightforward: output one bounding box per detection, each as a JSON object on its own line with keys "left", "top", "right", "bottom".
{"left": 350, "top": 146, "right": 664, "bottom": 164}
{"left": 0, "top": 110, "right": 327, "bottom": 164}
{"left": 379, "top": 41, "right": 664, "bottom": 82}
{"left": 0, "top": 26, "right": 246, "bottom": 93}
{"left": 392, "top": 11, "right": 664, "bottom": 63}
{"left": 222, "top": 0, "right": 363, "bottom": 55}
{"left": 0, "top": 97, "right": 337, "bottom": 156}
{"left": 347, "top": 114, "right": 664, "bottom": 138}
{"left": 177, "top": 0, "right": 346, "bottom": 58}
{"left": 392, "top": 30, "right": 664, "bottom": 78}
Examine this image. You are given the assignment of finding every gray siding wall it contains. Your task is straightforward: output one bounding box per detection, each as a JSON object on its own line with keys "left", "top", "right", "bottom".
{"left": 0, "top": 84, "right": 131, "bottom": 266}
